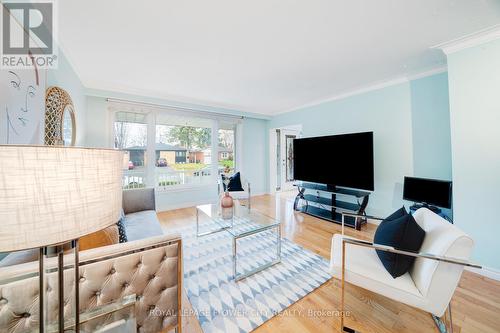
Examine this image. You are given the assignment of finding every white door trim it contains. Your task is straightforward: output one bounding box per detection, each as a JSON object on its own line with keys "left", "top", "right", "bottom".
{"left": 269, "top": 125, "right": 303, "bottom": 193}
{"left": 280, "top": 129, "right": 300, "bottom": 192}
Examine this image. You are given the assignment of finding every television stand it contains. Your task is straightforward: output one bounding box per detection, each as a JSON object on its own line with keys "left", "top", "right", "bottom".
{"left": 410, "top": 203, "right": 441, "bottom": 214}
{"left": 293, "top": 182, "right": 371, "bottom": 230}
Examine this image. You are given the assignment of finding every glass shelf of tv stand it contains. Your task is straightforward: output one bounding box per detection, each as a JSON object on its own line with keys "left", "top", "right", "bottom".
{"left": 301, "top": 194, "right": 361, "bottom": 211}
{"left": 294, "top": 181, "right": 370, "bottom": 198}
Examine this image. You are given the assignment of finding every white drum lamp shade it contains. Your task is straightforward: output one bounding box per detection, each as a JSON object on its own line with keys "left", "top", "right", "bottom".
{"left": 0, "top": 145, "right": 123, "bottom": 252}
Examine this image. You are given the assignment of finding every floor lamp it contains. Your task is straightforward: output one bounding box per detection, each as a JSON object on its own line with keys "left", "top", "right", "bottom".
{"left": 0, "top": 145, "right": 123, "bottom": 332}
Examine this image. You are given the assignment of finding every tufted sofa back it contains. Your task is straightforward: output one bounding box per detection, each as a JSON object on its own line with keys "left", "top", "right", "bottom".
{"left": 0, "top": 233, "right": 182, "bottom": 333}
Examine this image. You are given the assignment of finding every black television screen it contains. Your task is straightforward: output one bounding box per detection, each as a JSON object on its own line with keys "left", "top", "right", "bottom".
{"left": 293, "top": 132, "right": 374, "bottom": 190}
{"left": 403, "top": 177, "right": 452, "bottom": 208}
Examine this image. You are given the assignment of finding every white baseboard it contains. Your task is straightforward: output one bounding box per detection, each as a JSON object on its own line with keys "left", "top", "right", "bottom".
{"left": 366, "top": 218, "right": 382, "bottom": 226}
{"left": 465, "top": 265, "right": 500, "bottom": 282}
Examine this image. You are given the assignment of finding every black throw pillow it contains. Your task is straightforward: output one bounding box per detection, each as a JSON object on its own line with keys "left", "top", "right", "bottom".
{"left": 374, "top": 208, "right": 426, "bottom": 278}
{"left": 384, "top": 206, "right": 407, "bottom": 221}
{"left": 221, "top": 172, "right": 244, "bottom": 192}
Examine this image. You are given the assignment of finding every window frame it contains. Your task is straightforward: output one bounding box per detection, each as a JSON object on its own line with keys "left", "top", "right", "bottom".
{"left": 109, "top": 104, "right": 242, "bottom": 192}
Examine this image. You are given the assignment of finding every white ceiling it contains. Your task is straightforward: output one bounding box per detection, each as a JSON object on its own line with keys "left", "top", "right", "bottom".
{"left": 59, "top": 0, "right": 500, "bottom": 115}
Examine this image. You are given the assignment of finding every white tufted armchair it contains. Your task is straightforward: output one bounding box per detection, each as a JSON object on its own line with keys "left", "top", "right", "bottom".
{"left": 0, "top": 233, "right": 182, "bottom": 333}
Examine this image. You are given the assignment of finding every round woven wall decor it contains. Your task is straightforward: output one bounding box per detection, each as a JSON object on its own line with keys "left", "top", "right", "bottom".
{"left": 44, "top": 86, "right": 76, "bottom": 146}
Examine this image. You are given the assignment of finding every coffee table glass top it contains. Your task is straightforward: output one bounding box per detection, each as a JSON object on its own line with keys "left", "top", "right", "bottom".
{"left": 196, "top": 200, "right": 282, "bottom": 281}
{"left": 196, "top": 201, "right": 280, "bottom": 237}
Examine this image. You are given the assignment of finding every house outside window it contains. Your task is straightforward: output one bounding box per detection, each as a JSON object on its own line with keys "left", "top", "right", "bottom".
{"left": 114, "top": 111, "right": 148, "bottom": 189}
{"left": 155, "top": 113, "right": 212, "bottom": 187}
{"left": 218, "top": 124, "right": 236, "bottom": 174}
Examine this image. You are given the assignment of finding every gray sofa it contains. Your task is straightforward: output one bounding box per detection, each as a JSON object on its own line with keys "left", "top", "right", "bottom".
{"left": 0, "top": 188, "right": 181, "bottom": 333}
{"left": 122, "top": 188, "right": 164, "bottom": 241}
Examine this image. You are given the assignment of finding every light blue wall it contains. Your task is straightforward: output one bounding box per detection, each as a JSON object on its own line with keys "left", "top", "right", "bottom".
{"left": 410, "top": 73, "right": 453, "bottom": 218}
{"left": 410, "top": 73, "right": 452, "bottom": 180}
{"left": 85, "top": 96, "right": 108, "bottom": 148}
{"left": 242, "top": 117, "right": 269, "bottom": 195}
{"left": 270, "top": 83, "right": 414, "bottom": 217}
{"left": 47, "top": 48, "right": 87, "bottom": 146}
{"left": 269, "top": 73, "right": 452, "bottom": 218}
{"left": 447, "top": 39, "right": 500, "bottom": 271}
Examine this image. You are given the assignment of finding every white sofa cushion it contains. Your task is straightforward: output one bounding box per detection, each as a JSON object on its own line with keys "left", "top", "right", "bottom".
{"left": 330, "top": 234, "right": 423, "bottom": 301}
{"left": 0, "top": 249, "right": 38, "bottom": 267}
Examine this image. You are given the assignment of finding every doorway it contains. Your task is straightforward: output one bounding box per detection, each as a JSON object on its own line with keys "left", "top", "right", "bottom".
{"left": 274, "top": 128, "right": 300, "bottom": 192}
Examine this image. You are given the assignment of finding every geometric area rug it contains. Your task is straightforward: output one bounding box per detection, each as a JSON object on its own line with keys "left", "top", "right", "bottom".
{"left": 180, "top": 217, "right": 332, "bottom": 333}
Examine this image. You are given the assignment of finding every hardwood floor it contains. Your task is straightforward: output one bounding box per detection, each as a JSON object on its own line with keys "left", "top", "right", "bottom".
{"left": 158, "top": 193, "right": 500, "bottom": 333}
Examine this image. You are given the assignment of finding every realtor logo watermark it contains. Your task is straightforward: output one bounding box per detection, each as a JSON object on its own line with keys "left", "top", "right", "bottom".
{"left": 1, "top": 0, "right": 57, "bottom": 69}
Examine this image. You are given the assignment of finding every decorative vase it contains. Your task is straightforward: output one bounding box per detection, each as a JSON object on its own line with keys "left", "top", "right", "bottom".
{"left": 221, "top": 191, "right": 234, "bottom": 220}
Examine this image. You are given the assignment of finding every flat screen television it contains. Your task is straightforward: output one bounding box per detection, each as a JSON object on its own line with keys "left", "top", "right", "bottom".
{"left": 403, "top": 177, "right": 452, "bottom": 209}
{"left": 293, "top": 132, "right": 374, "bottom": 191}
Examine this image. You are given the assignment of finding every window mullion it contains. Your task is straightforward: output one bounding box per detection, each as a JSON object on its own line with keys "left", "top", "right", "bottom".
{"left": 146, "top": 111, "right": 156, "bottom": 187}
{"left": 211, "top": 119, "right": 219, "bottom": 184}
{"left": 236, "top": 122, "right": 243, "bottom": 174}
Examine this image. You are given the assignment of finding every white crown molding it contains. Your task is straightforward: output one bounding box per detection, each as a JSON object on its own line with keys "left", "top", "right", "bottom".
{"left": 432, "top": 24, "right": 500, "bottom": 55}
{"left": 406, "top": 67, "right": 448, "bottom": 81}
{"left": 274, "top": 66, "right": 448, "bottom": 115}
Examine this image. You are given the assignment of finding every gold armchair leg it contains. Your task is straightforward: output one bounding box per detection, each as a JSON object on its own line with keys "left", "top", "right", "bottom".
{"left": 340, "top": 240, "right": 345, "bottom": 331}
{"left": 340, "top": 239, "right": 362, "bottom": 333}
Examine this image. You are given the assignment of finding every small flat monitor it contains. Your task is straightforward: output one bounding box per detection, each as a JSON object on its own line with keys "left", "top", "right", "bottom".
{"left": 403, "top": 177, "right": 452, "bottom": 209}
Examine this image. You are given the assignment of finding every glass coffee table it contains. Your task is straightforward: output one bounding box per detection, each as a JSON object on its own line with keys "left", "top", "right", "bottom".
{"left": 196, "top": 201, "right": 281, "bottom": 281}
